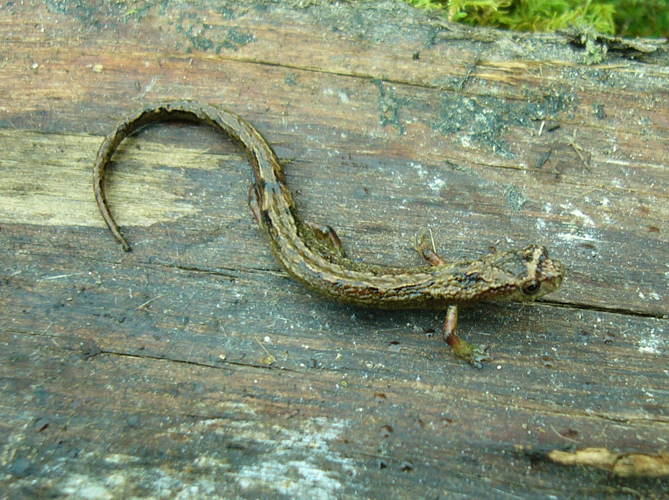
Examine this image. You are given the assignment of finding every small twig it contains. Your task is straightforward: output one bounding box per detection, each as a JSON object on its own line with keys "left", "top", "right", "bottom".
{"left": 136, "top": 294, "right": 165, "bottom": 310}
{"left": 550, "top": 424, "right": 581, "bottom": 443}
{"left": 41, "top": 272, "right": 84, "bottom": 281}
{"left": 457, "top": 57, "right": 480, "bottom": 93}
{"left": 620, "top": 486, "right": 643, "bottom": 499}
{"left": 568, "top": 130, "right": 591, "bottom": 170}
{"left": 255, "top": 337, "right": 277, "bottom": 363}
{"left": 428, "top": 228, "right": 437, "bottom": 254}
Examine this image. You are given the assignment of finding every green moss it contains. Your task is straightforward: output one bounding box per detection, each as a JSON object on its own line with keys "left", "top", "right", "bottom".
{"left": 406, "top": 0, "right": 669, "bottom": 37}
{"left": 612, "top": 0, "right": 669, "bottom": 38}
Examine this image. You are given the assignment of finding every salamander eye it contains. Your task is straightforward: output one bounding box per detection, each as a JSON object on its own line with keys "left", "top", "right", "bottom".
{"left": 522, "top": 279, "right": 541, "bottom": 295}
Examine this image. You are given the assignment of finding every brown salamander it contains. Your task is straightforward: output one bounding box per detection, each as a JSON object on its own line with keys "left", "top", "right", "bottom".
{"left": 93, "top": 101, "right": 565, "bottom": 367}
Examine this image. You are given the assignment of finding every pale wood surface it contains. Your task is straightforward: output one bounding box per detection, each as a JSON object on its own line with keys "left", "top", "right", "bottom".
{"left": 1, "top": 1, "right": 668, "bottom": 498}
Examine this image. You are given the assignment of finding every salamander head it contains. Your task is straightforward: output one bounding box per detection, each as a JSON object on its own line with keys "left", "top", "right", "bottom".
{"left": 430, "top": 245, "right": 564, "bottom": 305}
{"left": 487, "top": 245, "right": 565, "bottom": 302}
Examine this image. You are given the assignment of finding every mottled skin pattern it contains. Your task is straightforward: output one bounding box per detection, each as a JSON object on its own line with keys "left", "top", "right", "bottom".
{"left": 93, "top": 101, "right": 565, "bottom": 366}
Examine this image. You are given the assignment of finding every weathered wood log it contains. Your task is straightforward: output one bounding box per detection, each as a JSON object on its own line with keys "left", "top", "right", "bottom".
{"left": 1, "top": 1, "right": 667, "bottom": 497}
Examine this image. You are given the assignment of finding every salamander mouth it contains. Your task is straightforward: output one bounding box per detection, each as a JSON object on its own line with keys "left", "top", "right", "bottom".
{"left": 541, "top": 258, "right": 566, "bottom": 293}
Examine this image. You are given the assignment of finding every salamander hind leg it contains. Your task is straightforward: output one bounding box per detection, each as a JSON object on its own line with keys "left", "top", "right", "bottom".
{"left": 307, "top": 222, "right": 347, "bottom": 259}
{"left": 443, "top": 305, "right": 491, "bottom": 369}
{"left": 248, "top": 185, "right": 264, "bottom": 225}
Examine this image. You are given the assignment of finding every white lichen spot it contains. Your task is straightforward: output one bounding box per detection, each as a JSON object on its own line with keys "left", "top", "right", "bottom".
{"left": 639, "top": 331, "right": 662, "bottom": 355}
{"left": 460, "top": 135, "right": 472, "bottom": 148}
{"left": 237, "top": 460, "right": 342, "bottom": 500}
{"left": 235, "top": 418, "right": 354, "bottom": 500}
{"left": 569, "top": 208, "right": 596, "bottom": 228}
{"left": 428, "top": 177, "right": 445, "bottom": 192}
{"left": 104, "top": 453, "right": 141, "bottom": 464}
{"left": 61, "top": 475, "right": 112, "bottom": 500}
{"left": 410, "top": 162, "right": 426, "bottom": 179}
{"left": 556, "top": 232, "right": 597, "bottom": 243}
{"left": 144, "top": 77, "right": 158, "bottom": 93}
{"left": 105, "top": 473, "right": 127, "bottom": 489}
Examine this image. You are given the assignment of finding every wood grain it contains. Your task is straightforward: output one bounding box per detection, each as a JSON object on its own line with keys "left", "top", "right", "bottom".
{"left": 1, "top": 1, "right": 667, "bottom": 498}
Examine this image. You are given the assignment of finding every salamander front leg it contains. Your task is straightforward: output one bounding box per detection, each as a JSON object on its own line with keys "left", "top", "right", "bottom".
{"left": 443, "top": 305, "right": 490, "bottom": 369}
{"left": 414, "top": 232, "right": 490, "bottom": 368}
{"left": 413, "top": 232, "right": 445, "bottom": 265}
